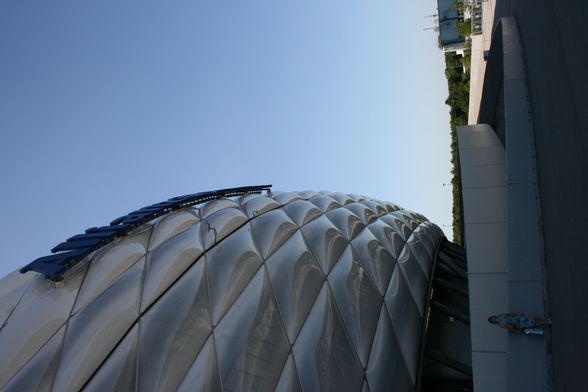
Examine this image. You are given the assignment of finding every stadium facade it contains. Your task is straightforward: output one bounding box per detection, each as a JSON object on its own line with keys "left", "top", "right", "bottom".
{"left": 0, "top": 186, "right": 470, "bottom": 391}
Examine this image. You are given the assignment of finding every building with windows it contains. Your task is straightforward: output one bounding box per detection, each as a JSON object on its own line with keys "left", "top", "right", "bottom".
{"left": 436, "top": 0, "right": 466, "bottom": 53}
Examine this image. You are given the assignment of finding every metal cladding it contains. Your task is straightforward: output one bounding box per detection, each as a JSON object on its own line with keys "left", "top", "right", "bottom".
{"left": 0, "top": 190, "right": 444, "bottom": 392}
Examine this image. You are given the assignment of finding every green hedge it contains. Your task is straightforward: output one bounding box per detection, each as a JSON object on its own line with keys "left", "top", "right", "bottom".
{"left": 444, "top": 50, "right": 469, "bottom": 246}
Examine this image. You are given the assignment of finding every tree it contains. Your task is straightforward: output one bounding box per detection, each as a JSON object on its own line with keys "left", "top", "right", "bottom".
{"left": 455, "top": 19, "right": 472, "bottom": 38}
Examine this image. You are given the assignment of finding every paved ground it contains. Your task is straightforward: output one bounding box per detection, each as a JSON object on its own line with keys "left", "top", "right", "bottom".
{"left": 491, "top": 1, "right": 588, "bottom": 391}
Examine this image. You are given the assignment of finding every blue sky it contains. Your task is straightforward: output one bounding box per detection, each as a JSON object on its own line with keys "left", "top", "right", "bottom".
{"left": 0, "top": 1, "right": 452, "bottom": 278}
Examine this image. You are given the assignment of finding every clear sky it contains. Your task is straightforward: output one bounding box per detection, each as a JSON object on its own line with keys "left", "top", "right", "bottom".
{"left": 0, "top": 1, "right": 452, "bottom": 278}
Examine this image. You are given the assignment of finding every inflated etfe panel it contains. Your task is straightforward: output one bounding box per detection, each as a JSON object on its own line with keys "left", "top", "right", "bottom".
{"left": 0, "top": 190, "right": 443, "bottom": 392}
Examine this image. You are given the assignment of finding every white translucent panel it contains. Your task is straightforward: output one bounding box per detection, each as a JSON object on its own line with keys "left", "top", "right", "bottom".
{"left": 0, "top": 324, "right": 65, "bottom": 392}
{"left": 141, "top": 223, "right": 204, "bottom": 311}
{"left": 0, "top": 275, "right": 31, "bottom": 328}
{"left": 325, "top": 192, "right": 354, "bottom": 206}
{"left": 345, "top": 203, "right": 378, "bottom": 225}
{"left": 366, "top": 307, "right": 413, "bottom": 392}
{"left": 412, "top": 225, "right": 438, "bottom": 260}
{"left": 0, "top": 269, "right": 83, "bottom": 389}
{"left": 406, "top": 235, "right": 434, "bottom": 279}
{"left": 0, "top": 269, "right": 36, "bottom": 297}
{"left": 383, "top": 202, "right": 402, "bottom": 212}
{"left": 379, "top": 214, "right": 412, "bottom": 241}
{"left": 214, "top": 268, "right": 290, "bottom": 392}
{"left": 328, "top": 246, "right": 382, "bottom": 367}
{"left": 405, "top": 211, "right": 424, "bottom": 224}
{"left": 325, "top": 208, "right": 365, "bottom": 241}
{"left": 300, "top": 215, "right": 348, "bottom": 275}
{"left": 297, "top": 190, "right": 321, "bottom": 199}
{"left": 357, "top": 200, "right": 379, "bottom": 214}
{"left": 238, "top": 192, "right": 263, "bottom": 204}
{"left": 12, "top": 271, "right": 68, "bottom": 314}
{"left": 83, "top": 324, "right": 139, "bottom": 392}
{"left": 308, "top": 195, "right": 341, "bottom": 213}
{"left": 293, "top": 284, "right": 364, "bottom": 392}
{"left": 138, "top": 260, "right": 211, "bottom": 392}
{"left": 274, "top": 355, "right": 303, "bottom": 392}
{"left": 392, "top": 210, "right": 419, "bottom": 232}
{"left": 351, "top": 229, "right": 395, "bottom": 296}
{"left": 148, "top": 209, "right": 199, "bottom": 252}
{"left": 384, "top": 267, "right": 423, "bottom": 385}
{"left": 397, "top": 247, "right": 428, "bottom": 316}
{"left": 200, "top": 199, "right": 241, "bottom": 219}
{"left": 265, "top": 232, "right": 325, "bottom": 342}
{"left": 416, "top": 213, "right": 428, "bottom": 221}
{"left": 176, "top": 335, "right": 222, "bottom": 392}
{"left": 250, "top": 209, "right": 298, "bottom": 259}
{"left": 202, "top": 207, "right": 249, "bottom": 250}
{"left": 282, "top": 199, "right": 323, "bottom": 227}
{"left": 272, "top": 191, "right": 304, "bottom": 205}
{"left": 51, "top": 260, "right": 144, "bottom": 392}
{"left": 360, "top": 200, "right": 388, "bottom": 217}
{"left": 241, "top": 195, "right": 280, "bottom": 218}
{"left": 367, "top": 219, "right": 405, "bottom": 259}
{"left": 205, "top": 224, "right": 263, "bottom": 324}
{"left": 346, "top": 194, "right": 367, "bottom": 202}
{"left": 72, "top": 227, "right": 149, "bottom": 314}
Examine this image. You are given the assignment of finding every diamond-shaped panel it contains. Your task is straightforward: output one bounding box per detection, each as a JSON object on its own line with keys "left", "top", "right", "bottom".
{"left": 83, "top": 324, "right": 139, "bottom": 392}
{"left": 148, "top": 210, "right": 199, "bottom": 252}
{"left": 0, "top": 268, "right": 84, "bottom": 390}
{"left": 366, "top": 307, "right": 413, "bottom": 392}
{"left": 200, "top": 199, "right": 241, "bottom": 219}
{"left": 0, "top": 324, "right": 66, "bottom": 392}
{"left": 345, "top": 203, "right": 378, "bottom": 225}
{"left": 0, "top": 271, "right": 37, "bottom": 329}
{"left": 205, "top": 224, "right": 263, "bottom": 325}
{"left": 283, "top": 199, "right": 323, "bottom": 227}
{"left": 297, "top": 190, "right": 321, "bottom": 199}
{"left": 138, "top": 260, "right": 211, "bottom": 392}
{"left": 293, "top": 283, "right": 364, "bottom": 392}
{"left": 52, "top": 259, "right": 144, "bottom": 392}
{"left": 240, "top": 194, "right": 280, "bottom": 219}
{"left": 326, "top": 207, "right": 365, "bottom": 241}
{"left": 300, "top": 215, "right": 348, "bottom": 274}
{"left": 265, "top": 231, "right": 325, "bottom": 342}
{"left": 309, "top": 195, "right": 341, "bottom": 212}
{"left": 327, "top": 246, "right": 382, "bottom": 367}
{"left": 326, "top": 192, "right": 355, "bottom": 206}
{"left": 274, "top": 355, "right": 303, "bottom": 392}
{"left": 366, "top": 219, "right": 404, "bottom": 259}
{"left": 351, "top": 229, "right": 395, "bottom": 296}
{"left": 176, "top": 335, "right": 222, "bottom": 392}
{"left": 140, "top": 223, "right": 204, "bottom": 311}
{"left": 272, "top": 191, "right": 304, "bottom": 205}
{"left": 379, "top": 214, "right": 412, "bottom": 242}
{"left": 72, "top": 227, "right": 149, "bottom": 314}
{"left": 214, "top": 267, "right": 290, "bottom": 392}
{"left": 384, "top": 266, "right": 423, "bottom": 385}
{"left": 250, "top": 209, "right": 298, "bottom": 260}
{"left": 202, "top": 207, "right": 249, "bottom": 250}
{"left": 396, "top": 246, "right": 428, "bottom": 316}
